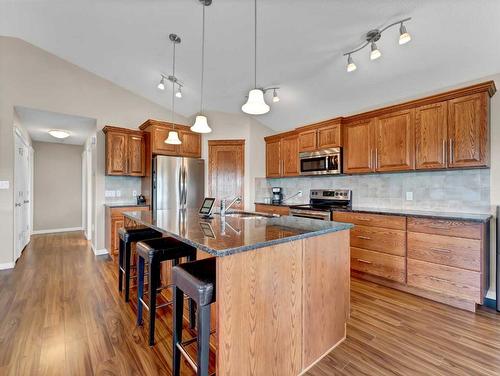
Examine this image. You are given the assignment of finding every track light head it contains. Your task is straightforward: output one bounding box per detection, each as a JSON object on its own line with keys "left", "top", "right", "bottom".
{"left": 370, "top": 42, "right": 381, "bottom": 60}
{"left": 157, "top": 76, "right": 166, "bottom": 90}
{"left": 175, "top": 86, "right": 182, "bottom": 98}
{"left": 399, "top": 23, "right": 411, "bottom": 45}
{"left": 347, "top": 55, "right": 357, "bottom": 72}
{"left": 272, "top": 89, "right": 280, "bottom": 103}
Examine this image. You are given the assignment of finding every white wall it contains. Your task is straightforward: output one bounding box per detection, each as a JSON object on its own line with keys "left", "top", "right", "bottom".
{"left": 0, "top": 36, "right": 188, "bottom": 262}
{"left": 198, "top": 111, "right": 274, "bottom": 211}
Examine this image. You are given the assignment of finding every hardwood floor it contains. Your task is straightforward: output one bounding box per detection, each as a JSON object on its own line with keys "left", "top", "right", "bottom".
{"left": 1, "top": 232, "right": 499, "bottom": 375}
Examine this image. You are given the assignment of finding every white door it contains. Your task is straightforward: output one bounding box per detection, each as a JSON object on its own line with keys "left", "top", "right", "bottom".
{"left": 14, "top": 132, "right": 30, "bottom": 260}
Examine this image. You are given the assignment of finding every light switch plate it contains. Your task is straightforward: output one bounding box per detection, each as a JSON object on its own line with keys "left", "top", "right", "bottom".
{"left": 406, "top": 192, "right": 413, "bottom": 201}
{"left": 132, "top": 190, "right": 137, "bottom": 197}
{"left": 105, "top": 190, "right": 116, "bottom": 198}
{"left": 0, "top": 181, "right": 10, "bottom": 190}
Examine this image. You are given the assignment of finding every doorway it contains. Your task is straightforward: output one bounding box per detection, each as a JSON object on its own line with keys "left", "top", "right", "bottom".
{"left": 208, "top": 140, "right": 245, "bottom": 210}
{"left": 14, "top": 129, "right": 32, "bottom": 261}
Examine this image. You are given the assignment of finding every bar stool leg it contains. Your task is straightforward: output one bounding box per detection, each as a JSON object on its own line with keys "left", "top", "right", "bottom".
{"left": 172, "top": 286, "right": 184, "bottom": 376}
{"left": 148, "top": 257, "right": 160, "bottom": 346}
{"left": 124, "top": 241, "right": 132, "bottom": 302}
{"left": 137, "top": 255, "right": 145, "bottom": 326}
{"left": 187, "top": 254, "right": 197, "bottom": 329}
{"left": 118, "top": 238, "right": 124, "bottom": 292}
{"left": 197, "top": 304, "right": 211, "bottom": 376}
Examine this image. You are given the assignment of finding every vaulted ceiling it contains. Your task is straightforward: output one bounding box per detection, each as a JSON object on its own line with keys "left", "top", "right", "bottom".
{"left": 2, "top": 0, "right": 499, "bottom": 131}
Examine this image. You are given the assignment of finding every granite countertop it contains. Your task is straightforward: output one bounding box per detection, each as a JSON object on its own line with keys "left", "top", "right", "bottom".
{"left": 105, "top": 203, "right": 149, "bottom": 208}
{"left": 124, "top": 209, "right": 353, "bottom": 257}
{"left": 254, "top": 202, "right": 294, "bottom": 207}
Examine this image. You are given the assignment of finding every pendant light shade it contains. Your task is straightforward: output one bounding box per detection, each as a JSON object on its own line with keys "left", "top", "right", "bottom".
{"left": 242, "top": 88, "right": 270, "bottom": 115}
{"left": 165, "top": 130, "right": 182, "bottom": 145}
{"left": 191, "top": 115, "right": 212, "bottom": 133}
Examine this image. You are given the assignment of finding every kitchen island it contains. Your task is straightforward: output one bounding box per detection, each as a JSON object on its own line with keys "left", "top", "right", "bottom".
{"left": 124, "top": 209, "right": 353, "bottom": 376}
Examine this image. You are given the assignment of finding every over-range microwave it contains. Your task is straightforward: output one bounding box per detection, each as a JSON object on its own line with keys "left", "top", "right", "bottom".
{"left": 299, "top": 147, "right": 342, "bottom": 176}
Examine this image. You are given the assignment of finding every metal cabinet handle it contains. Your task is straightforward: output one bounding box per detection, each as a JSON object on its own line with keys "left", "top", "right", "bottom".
{"left": 431, "top": 248, "right": 451, "bottom": 254}
{"left": 375, "top": 148, "right": 378, "bottom": 170}
{"left": 357, "top": 235, "right": 372, "bottom": 240}
{"left": 23, "top": 200, "right": 30, "bottom": 204}
{"left": 357, "top": 218, "right": 372, "bottom": 222}
{"left": 429, "top": 276, "right": 450, "bottom": 284}
{"left": 369, "top": 148, "right": 373, "bottom": 169}
{"left": 442, "top": 139, "right": 446, "bottom": 165}
{"left": 15, "top": 203, "right": 22, "bottom": 207}
{"left": 449, "top": 138, "right": 453, "bottom": 163}
{"left": 357, "top": 259, "right": 372, "bottom": 264}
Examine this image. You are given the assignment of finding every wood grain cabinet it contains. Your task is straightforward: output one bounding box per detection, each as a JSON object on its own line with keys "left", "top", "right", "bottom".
{"left": 103, "top": 126, "right": 146, "bottom": 176}
{"left": 342, "top": 118, "right": 375, "bottom": 174}
{"left": 298, "top": 119, "right": 342, "bottom": 152}
{"left": 415, "top": 101, "right": 448, "bottom": 170}
{"left": 265, "top": 132, "right": 299, "bottom": 177}
{"left": 255, "top": 203, "right": 290, "bottom": 216}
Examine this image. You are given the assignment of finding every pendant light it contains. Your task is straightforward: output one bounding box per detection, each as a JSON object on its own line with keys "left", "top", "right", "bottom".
{"left": 241, "top": 0, "right": 270, "bottom": 115}
{"left": 191, "top": 0, "right": 213, "bottom": 134}
{"left": 165, "top": 33, "right": 182, "bottom": 145}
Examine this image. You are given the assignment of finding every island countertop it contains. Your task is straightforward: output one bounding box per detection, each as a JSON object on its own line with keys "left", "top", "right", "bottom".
{"left": 124, "top": 209, "right": 353, "bottom": 257}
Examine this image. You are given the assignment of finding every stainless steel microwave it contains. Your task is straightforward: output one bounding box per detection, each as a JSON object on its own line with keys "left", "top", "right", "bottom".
{"left": 299, "top": 148, "right": 342, "bottom": 176}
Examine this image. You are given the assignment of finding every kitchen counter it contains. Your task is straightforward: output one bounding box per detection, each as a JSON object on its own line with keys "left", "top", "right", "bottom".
{"left": 104, "top": 203, "right": 149, "bottom": 208}
{"left": 124, "top": 208, "right": 352, "bottom": 257}
{"left": 254, "top": 201, "right": 294, "bottom": 207}
{"left": 124, "top": 208, "right": 352, "bottom": 375}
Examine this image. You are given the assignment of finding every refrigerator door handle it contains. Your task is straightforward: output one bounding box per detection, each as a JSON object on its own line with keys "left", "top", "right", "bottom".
{"left": 178, "top": 164, "right": 183, "bottom": 208}
{"left": 182, "top": 164, "right": 187, "bottom": 207}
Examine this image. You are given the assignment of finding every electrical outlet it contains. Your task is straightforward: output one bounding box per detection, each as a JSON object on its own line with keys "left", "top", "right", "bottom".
{"left": 105, "top": 190, "right": 115, "bottom": 198}
{"left": 132, "top": 190, "right": 137, "bottom": 197}
{"left": 0, "top": 181, "right": 9, "bottom": 190}
{"left": 406, "top": 192, "right": 413, "bottom": 201}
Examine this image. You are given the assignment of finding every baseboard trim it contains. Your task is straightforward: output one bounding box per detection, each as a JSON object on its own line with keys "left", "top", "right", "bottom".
{"left": 0, "top": 262, "right": 15, "bottom": 270}
{"left": 33, "top": 227, "right": 83, "bottom": 235}
{"left": 91, "top": 243, "right": 108, "bottom": 256}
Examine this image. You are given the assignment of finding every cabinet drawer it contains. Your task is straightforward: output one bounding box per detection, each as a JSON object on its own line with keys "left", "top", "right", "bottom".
{"left": 255, "top": 204, "right": 290, "bottom": 216}
{"left": 407, "top": 259, "right": 481, "bottom": 302}
{"left": 350, "top": 225, "right": 406, "bottom": 256}
{"left": 351, "top": 247, "right": 406, "bottom": 283}
{"left": 407, "top": 217, "right": 481, "bottom": 239}
{"left": 333, "top": 212, "right": 406, "bottom": 230}
{"left": 408, "top": 232, "right": 481, "bottom": 271}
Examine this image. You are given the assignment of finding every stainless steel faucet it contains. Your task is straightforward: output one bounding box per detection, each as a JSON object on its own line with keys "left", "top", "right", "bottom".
{"left": 220, "top": 196, "right": 241, "bottom": 217}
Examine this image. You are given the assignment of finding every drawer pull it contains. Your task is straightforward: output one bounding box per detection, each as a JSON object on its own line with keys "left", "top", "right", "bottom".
{"left": 357, "top": 236, "right": 372, "bottom": 240}
{"left": 429, "top": 276, "right": 451, "bottom": 284}
{"left": 357, "top": 259, "right": 372, "bottom": 264}
{"left": 357, "top": 218, "right": 372, "bottom": 222}
{"left": 431, "top": 248, "right": 451, "bottom": 254}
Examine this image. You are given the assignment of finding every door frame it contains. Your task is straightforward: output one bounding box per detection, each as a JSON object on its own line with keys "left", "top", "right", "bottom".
{"left": 208, "top": 139, "right": 245, "bottom": 210}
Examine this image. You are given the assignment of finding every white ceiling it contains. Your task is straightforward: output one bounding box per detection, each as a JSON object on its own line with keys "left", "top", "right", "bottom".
{"left": 16, "top": 106, "right": 97, "bottom": 145}
{"left": 2, "top": 0, "right": 500, "bottom": 131}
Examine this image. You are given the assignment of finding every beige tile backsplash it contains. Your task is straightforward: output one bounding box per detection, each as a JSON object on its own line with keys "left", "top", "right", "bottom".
{"left": 255, "top": 169, "right": 491, "bottom": 214}
{"left": 105, "top": 176, "right": 142, "bottom": 205}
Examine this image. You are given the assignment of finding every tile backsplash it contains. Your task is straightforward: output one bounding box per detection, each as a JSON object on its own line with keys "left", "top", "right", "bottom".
{"left": 256, "top": 169, "right": 491, "bottom": 214}
{"left": 105, "top": 176, "right": 142, "bottom": 205}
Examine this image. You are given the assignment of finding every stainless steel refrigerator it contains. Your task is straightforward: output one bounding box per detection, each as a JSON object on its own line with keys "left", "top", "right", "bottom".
{"left": 152, "top": 156, "right": 205, "bottom": 211}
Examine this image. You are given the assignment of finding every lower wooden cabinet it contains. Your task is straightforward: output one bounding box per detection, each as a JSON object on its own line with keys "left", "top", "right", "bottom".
{"left": 105, "top": 205, "right": 149, "bottom": 258}
{"left": 333, "top": 211, "right": 489, "bottom": 311}
{"left": 255, "top": 203, "right": 290, "bottom": 216}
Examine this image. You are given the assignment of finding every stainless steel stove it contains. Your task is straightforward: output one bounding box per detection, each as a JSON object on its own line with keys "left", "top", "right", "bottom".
{"left": 290, "top": 189, "right": 352, "bottom": 221}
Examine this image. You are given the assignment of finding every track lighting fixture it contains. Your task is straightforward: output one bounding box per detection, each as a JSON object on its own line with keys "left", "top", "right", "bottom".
{"left": 343, "top": 17, "right": 412, "bottom": 72}
{"left": 157, "top": 76, "right": 166, "bottom": 90}
{"left": 175, "top": 87, "right": 182, "bottom": 98}
{"left": 272, "top": 89, "right": 280, "bottom": 103}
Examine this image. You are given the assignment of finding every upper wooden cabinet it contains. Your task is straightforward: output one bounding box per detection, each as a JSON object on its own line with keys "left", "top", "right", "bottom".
{"left": 139, "top": 119, "right": 201, "bottom": 158}
{"left": 343, "top": 118, "right": 375, "bottom": 174}
{"left": 265, "top": 132, "right": 299, "bottom": 177}
{"left": 298, "top": 119, "right": 342, "bottom": 152}
{"left": 447, "top": 92, "right": 489, "bottom": 168}
{"left": 103, "top": 126, "right": 146, "bottom": 176}
{"left": 415, "top": 101, "right": 448, "bottom": 170}
{"left": 374, "top": 109, "right": 415, "bottom": 172}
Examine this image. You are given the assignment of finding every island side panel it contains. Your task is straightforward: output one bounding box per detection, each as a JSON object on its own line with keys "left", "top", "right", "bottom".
{"left": 216, "top": 240, "right": 303, "bottom": 376}
{"left": 302, "top": 229, "right": 350, "bottom": 371}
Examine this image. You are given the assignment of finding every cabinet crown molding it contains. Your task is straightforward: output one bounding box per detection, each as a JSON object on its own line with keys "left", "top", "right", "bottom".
{"left": 102, "top": 125, "right": 143, "bottom": 135}
{"left": 139, "top": 118, "right": 191, "bottom": 132}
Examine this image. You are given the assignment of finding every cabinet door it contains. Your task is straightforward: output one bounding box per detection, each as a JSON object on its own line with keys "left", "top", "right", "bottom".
{"left": 128, "top": 134, "right": 145, "bottom": 176}
{"left": 266, "top": 140, "right": 281, "bottom": 177}
{"left": 111, "top": 217, "right": 124, "bottom": 256}
{"left": 343, "top": 119, "right": 375, "bottom": 174}
{"left": 153, "top": 126, "right": 179, "bottom": 155}
{"left": 415, "top": 102, "right": 448, "bottom": 170}
{"left": 448, "top": 93, "right": 489, "bottom": 168}
{"left": 298, "top": 130, "right": 317, "bottom": 152}
{"left": 317, "top": 123, "right": 341, "bottom": 148}
{"left": 179, "top": 131, "right": 201, "bottom": 158}
{"left": 281, "top": 135, "right": 299, "bottom": 176}
{"left": 106, "top": 131, "right": 128, "bottom": 175}
{"left": 375, "top": 109, "right": 415, "bottom": 172}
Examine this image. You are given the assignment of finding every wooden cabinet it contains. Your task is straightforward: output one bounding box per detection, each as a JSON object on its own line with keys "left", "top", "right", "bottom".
{"left": 105, "top": 205, "right": 150, "bottom": 258}
{"left": 297, "top": 119, "right": 341, "bottom": 152}
{"left": 317, "top": 122, "right": 342, "bottom": 149}
{"left": 447, "top": 92, "right": 489, "bottom": 168}
{"left": 298, "top": 129, "right": 317, "bottom": 152}
{"left": 139, "top": 119, "right": 201, "bottom": 158}
{"left": 103, "top": 126, "right": 146, "bottom": 176}
{"left": 255, "top": 203, "right": 290, "bottom": 216}
{"left": 265, "top": 132, "right": 299, "bottom": 177}
{"left": 415, "top": 101, "right": 448, "bottom": 170}
{"left": 343, "top": 118, "right": 375, "bottom": 174}
{"left": 374, "top": 109, "right": 415, "bottom": 172}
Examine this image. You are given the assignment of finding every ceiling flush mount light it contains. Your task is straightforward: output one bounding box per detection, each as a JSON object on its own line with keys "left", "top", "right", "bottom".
{"left": 346, "top": 54, "right": 357, "bottom": 72}
{"left": 191, "top": 0, "right": 213, "bottom": 134}
{"left": 343, "top": 17, "right": 412, "bottom": 72}
{"left": 242, "top": 0, "right": 271, "bottom": 115}
{"left": 48, "top": 129, "right": 70, "bottom": 139}
{"left": 165, "top": 33, "right": 182, "bottom": 145}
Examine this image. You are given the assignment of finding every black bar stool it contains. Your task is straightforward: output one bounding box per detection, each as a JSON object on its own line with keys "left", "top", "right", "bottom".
{"left": 118, "top": 227, "right": 161, "bottom": 302}
{"left": 136, "top": 237, "right": 198, "bottom": 346}
{"left": 172, "top": 257, "right": 216, "bottom": 376}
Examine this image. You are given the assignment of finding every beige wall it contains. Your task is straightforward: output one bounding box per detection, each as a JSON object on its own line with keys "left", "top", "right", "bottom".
{"left": 33, "top": 142, "right": 83, "bottom": 231}
{"left": 0, "top": 36, "right": 187, "bottom": 262}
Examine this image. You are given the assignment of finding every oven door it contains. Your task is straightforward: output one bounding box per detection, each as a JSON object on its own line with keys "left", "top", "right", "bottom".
{"left": 290, "top": 208, "right": 331, "bottom": 221}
